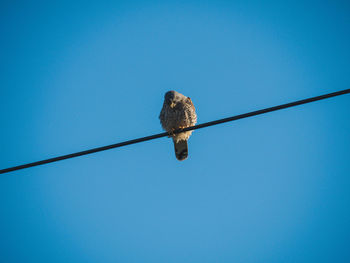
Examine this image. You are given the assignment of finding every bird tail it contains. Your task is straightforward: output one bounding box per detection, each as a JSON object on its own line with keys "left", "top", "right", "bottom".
{"left": 173, "top": 139, "right": 188, "bottom": 161}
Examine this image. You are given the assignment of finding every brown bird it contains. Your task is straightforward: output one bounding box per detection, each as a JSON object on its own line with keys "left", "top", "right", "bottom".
{"left": 159, "top": 91, "right": 197, "bottom": 160}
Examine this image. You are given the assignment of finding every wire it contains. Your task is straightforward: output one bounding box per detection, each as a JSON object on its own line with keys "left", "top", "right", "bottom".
{"left": 1, "top": 88, "right": 349, "bottom": 174}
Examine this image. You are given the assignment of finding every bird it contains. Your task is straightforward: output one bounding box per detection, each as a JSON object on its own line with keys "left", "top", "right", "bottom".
{"left": 159, "top": 90, "right": 197, "bottom": 161}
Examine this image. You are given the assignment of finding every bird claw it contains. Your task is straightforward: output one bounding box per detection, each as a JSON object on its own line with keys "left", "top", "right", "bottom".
{"left": 168, "top": 129, "right": 176, "bottom": 137}
{"left": 168, "top": 126, "right": 187, "bottom": 137}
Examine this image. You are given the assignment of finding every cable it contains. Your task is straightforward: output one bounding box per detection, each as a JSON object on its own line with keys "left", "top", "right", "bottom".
{"left": 1, "top": 88, "right": 349, "bottom": 174}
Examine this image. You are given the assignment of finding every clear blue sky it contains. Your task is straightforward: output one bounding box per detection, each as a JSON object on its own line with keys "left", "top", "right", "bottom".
{"left": 1, "top": 1, "right": 350, "bottom": 262}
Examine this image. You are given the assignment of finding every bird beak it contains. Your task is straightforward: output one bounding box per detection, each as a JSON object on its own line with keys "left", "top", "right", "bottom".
{"left": 170, "top": 102, "right": 176, "bottom": 108}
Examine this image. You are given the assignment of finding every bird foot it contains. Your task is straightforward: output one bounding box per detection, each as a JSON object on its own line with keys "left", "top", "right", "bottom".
{"left": 168, "top": 129, "right": 176, "bottom": 138}
{"left": 168, "top": 126, "right": 187, "bottom": 137}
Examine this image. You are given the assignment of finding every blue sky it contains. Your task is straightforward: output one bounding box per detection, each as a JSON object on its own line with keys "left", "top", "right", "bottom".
{"left": 1, "top": 1, "right": 350, "bottom": 262}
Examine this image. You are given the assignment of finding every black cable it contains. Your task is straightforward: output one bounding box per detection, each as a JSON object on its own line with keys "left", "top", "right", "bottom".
{"left": 1, "top": 88, "right": 349, "bottom": 174}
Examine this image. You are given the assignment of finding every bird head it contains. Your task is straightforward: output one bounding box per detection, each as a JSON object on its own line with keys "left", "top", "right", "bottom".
{"left": 165, "top": 90, "right": 183, "bottom": 108}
